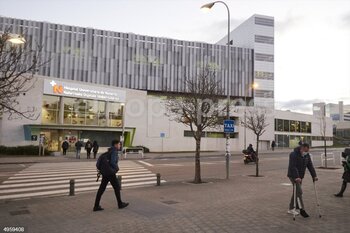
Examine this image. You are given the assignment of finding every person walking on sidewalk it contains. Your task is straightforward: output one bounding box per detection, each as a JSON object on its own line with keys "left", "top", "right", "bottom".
{"left": 271, "top": 140, "right": 276, "bottom": 151}
{"left": 334, "top": 149, "right": 350, "bottom": 197}
{"left": 85, "top": 139, "right": 93, "bottom": 159}
{"left": 92, "top": 140, "right": 99, "bottom": 159}
{"left": 287, "top": 143, "right": 318, "bottom": 218}
{"left": 93, "top": 140, "right": 129, "bottom": 211}
{"left": 61, "top": 138, "right": 69, "bottom": 155}
{"left": 75, "top": 140, "right": 83, "bottom": 159}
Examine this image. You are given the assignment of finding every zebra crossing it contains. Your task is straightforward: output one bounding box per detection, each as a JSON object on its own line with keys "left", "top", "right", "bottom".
{"left": 0, "top": 160, "right": 164, "bottom": 201}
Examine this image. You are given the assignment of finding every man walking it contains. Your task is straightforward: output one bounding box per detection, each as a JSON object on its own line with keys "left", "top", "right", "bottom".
{"left": 85, "top": 139, "right": 93, "bottom": 159}
{"left": 92, "top": 140, "right": 99, "bottom": 159}
{"left": 75, "top": 140, "right": 83, "bottom": 159}
{"left": 287, "top": 143, "right": 318, "bottom": 218}
{"left": 93, "top": 140, "right": 129, "bottom": 211}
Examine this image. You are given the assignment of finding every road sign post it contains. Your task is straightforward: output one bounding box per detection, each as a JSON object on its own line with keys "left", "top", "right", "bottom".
{"left": 223, "top": 120, "right": 234, "bottom": 179}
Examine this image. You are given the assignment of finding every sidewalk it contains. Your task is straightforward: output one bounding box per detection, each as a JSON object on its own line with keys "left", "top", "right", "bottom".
{"left": 0, "top": 165, "right": 348, "bottom": 233}
{"left": 0, "top": 147, "right": 344, "bottom": 164}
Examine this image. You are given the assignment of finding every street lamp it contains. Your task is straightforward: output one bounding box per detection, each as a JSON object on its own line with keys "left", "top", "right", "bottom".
{"left": 243, "top": 82, "right": 258, "bottom": 149}
{"left": 201, "top": 1, "right": 231, "bottom": 179}
{"left": 0, "top": 32, "right": 26, "bottom": 44}
{"left": 121, "top": 103, "right": 126, "bottom": 151}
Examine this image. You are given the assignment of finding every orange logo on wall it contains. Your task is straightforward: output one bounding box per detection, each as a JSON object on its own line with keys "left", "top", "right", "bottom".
{"left": 53, "top": 84, "right": 64, "bottom": 94}
{"left": 50, "top": 80, "right": 63, "bottom": 94}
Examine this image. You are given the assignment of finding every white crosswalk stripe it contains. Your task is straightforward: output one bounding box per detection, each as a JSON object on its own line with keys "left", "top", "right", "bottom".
{"left": 0, "top": 161, "right": 165, "bottom": 200}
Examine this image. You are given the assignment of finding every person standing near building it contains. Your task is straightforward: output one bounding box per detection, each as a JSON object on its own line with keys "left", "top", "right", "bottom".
{"left": 287, "top": 143, "right": 318, "bottom": 218}
{"left": 61, "top": 138, "right": 69, "bottom": 155}
{"left": 334, "top": 149, "right": 350, "bottom": 197}
{"left": 75, "top": 140, "right": 83, "bottom": 159}
{"left": 85, "top": 140, "right": 93, "bottom": 159}
{"left": 93, "top": 140, "right": 129, "bottom": 211}
{"left": 92, "top": 140, "right": 99, "bottom": 159}
{"left": 271, "top": 140, "right": 276, "bottom": 151}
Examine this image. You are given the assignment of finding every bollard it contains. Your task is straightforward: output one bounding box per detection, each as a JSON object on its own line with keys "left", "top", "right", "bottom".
{"left": 69, "top": 179, "right": 75, "bottom": 196}
{"left": 117, "top": 175, "right": 122, "bottom": 190}
{"left": 156, "top": 173, "right": 161, "bottom": 186}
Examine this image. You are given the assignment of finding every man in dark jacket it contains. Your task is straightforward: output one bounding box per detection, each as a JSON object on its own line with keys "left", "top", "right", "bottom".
{"left": 85, "top": 140, "right": 93, "bottom": 159}
{"left": 93, "top": 140, "right": 129, "bottom": 211}
{"left": 61, "top": 139, "right": 69, "bottom": 155}
{"left": 287, "top": 143, "right": 318, "bottom": 218}
{"left": 75, "top": 140, "right": 83, "bottom": 159}
{"left": 92, "top": 140, "right": 99, "bottom": 159}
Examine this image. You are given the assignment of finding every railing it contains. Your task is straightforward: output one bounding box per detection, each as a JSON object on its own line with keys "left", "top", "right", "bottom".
{"left": 122, "top": 147, "right": 144, "bottom": 159}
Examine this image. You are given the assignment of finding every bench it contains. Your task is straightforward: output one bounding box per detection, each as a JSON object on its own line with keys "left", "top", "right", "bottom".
{"left": 122, "top": 147, "right": 144, "bottom": 159}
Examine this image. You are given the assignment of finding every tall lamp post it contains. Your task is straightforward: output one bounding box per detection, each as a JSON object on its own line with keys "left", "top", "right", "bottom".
{"left": 121, "top": 103, "right": 126, "bottom": 151}
{"left": 244, "top": 82, "right": 258, "bottom": 149}
{"left": 201, "top": 1, "right": 231, "bottom": 179}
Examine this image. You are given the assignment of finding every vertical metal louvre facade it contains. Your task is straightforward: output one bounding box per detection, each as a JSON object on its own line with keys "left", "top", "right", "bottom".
{"left": 1, "top": 16, "right": 254, "bottom": 97}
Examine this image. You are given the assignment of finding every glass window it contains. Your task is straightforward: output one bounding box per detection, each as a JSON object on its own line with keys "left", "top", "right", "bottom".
{"left": 290, "top": 121, "right": 296, "bottom": 132}
{"left": 42, "top": 95, "right": 59, "bottom": 124}
{"left": 277, "top": 119, "right": 283, "bottom": 131}
{"left": 306, "top": 122, "right": 311, "bottom": 133}
{"left": 109, "top": 102, "right": 123, "bottom": 127}
{"left": 295, "top": 121, "right": 300, "bottom": 132}
{"left": 283, "top": 120, "right": 290, "bottom": 132}
{"left": 300, "top": 122, "right": 306, "bottom": 133}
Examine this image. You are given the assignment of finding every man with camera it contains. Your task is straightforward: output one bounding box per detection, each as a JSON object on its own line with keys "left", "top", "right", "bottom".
{"left": 334, "top": 148, "right": 350, "bottom": 197}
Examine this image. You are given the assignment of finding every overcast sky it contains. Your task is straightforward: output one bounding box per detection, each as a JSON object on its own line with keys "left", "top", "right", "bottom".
{"left": 1, "top": 0, "right": 349, "bottom": 113}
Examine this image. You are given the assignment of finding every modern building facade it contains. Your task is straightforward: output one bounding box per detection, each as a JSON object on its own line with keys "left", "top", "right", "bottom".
{"left": 0, "top": 15, "right": 333, "bottom": 152}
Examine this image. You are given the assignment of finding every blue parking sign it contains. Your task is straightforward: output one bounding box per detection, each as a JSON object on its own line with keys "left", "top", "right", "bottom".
{"left": 224, "top": 120, "right": 235, "bottom": 133}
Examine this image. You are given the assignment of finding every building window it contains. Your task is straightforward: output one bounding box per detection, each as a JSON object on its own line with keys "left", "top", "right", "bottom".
{"left": 255, "top": 35, "right": 274, "bottom": 45}
{"left": 255, "top": 17, "right": 274, "bottom": 27}
{"left": 255, "top": 71, "right": 274, "bottom": 80}
{"left": 255, "top": 90, "right": 274, "bottom": 98}
{"left": 42, "top": 95, "right": 59, "bottom": 124}
{"left": 255, "top": 53, "right": 274, "bottom": 62}
{"left": 275, "top": 118, "right": 312, "bottom": 134}
{"left": 109, "top": 102, "right": 123, "bottom": 127}
{"left": 283, "top": 120, "right": 290, "bottom": 132}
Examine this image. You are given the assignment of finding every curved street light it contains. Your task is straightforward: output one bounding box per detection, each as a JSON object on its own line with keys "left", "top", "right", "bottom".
{"left": 201, "top": 1, "right": 231, "bottom": 179}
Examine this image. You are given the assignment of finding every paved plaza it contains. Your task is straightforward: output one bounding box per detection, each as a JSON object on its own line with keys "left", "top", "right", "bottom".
{"left": 0, "top": 149, "right": 349, "bottom": 233}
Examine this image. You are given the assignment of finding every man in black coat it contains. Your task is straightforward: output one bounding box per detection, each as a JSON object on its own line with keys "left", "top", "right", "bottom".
{"left": 61, "top": 139, "right": 69, "bottom": 155}
{"left": 287, "top": 143, "right": 318, "bottom": 218}
{"left": 93, "top": 140, "right": 129, "bottom": 211}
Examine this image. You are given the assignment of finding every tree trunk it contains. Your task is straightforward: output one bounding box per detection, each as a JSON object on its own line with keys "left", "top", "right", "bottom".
{"left": 256, "top": 136, "right": 259, "bottom": 177}
{"left": 324, "top": 136, "right": 327, "bottom": 168}
{"left": 194, "top": 136, "right": 202, "bottom": 183}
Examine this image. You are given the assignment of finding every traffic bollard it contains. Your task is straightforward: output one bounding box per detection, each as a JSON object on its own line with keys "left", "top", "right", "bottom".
{"left": 69, "top": 179, "right": 75, "bottom": 196}
{"left": 156, "top": 173, "right": 161, "bottom": 186}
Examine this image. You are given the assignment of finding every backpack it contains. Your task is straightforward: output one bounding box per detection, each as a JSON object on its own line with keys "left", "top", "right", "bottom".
{"left": 96, "top": 150, "right": 114, "bottom": 178}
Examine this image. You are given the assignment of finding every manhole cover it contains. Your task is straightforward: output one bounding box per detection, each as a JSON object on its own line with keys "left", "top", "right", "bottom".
{"left": 162, "top": 200, "right": 179, "bottom": 205}
{"left": 9, "top": 210, "right": 30, "bottom": 216}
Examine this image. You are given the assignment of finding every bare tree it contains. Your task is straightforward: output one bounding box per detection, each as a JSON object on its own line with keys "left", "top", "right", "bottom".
{"left": 242, "top": 108, "right": 269, "bottom": 177}
{"left": 320, "top": 112, "right": 328, "bottom": 168}
{"left": 0, "top": 28, "right": 46, "bottom": 120}
{"left": 165, "top": 68, "right": 227, "bottom": 183}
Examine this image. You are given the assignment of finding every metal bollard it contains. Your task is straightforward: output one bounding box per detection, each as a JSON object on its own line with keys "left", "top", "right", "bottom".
{"left": 69, "top": 179, "right": 75, "bottom": 196}
{"left": 117, "top": 175, "right": 122, "bottom": 190}
{"left": 156, "top": 173, "right": 161, "bottom": 186}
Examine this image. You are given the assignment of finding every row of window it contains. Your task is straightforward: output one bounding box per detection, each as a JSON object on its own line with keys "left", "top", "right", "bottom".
{"left": 42, "top": 95, "right": 123, "bottom": 127}
{"left": 184, "top": 131, "right": 236, "bottom": 138}
{"left": 275, "top": 134, "right": 333, "bottom": 148}
{"left": 255, "top": 90, "right": 274, "bottom": 98}
{"left": 255, "top": 35, "right": 274, "bottom": 45}
{"left": 255, "top": 71, "right": 274, "bottom": 80}
{"left": 275, "top": 119, "right": 312, "bottom": 133}
{"left": 255, "top": 53, "right": 274, "bottom": 62}
{"left": 255, "top": 17, "right": 274, "bottom": 27}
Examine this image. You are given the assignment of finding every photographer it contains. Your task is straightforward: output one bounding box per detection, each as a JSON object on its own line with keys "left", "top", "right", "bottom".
{"left": 334, "top": 148, "right": 350, "bottom": 197}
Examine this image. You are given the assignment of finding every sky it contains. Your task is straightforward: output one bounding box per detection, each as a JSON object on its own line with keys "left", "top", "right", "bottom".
{"left": 0, "top": 0, "right": 349, "bottom": 113}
